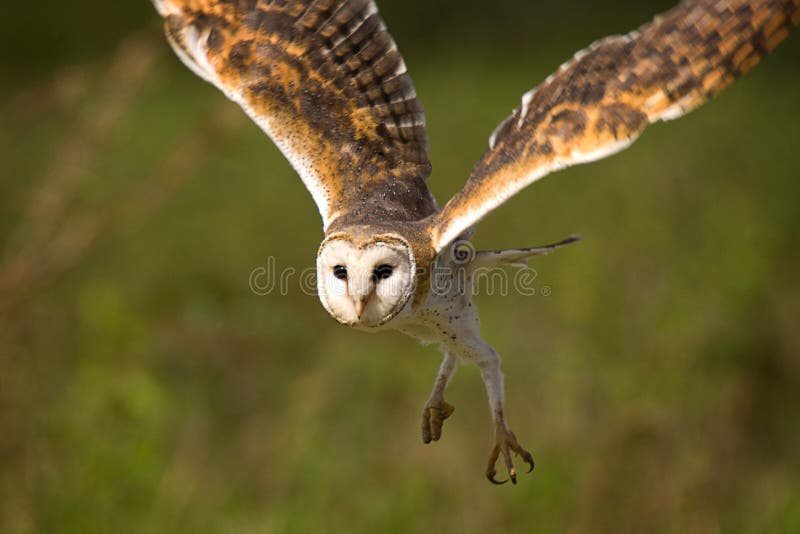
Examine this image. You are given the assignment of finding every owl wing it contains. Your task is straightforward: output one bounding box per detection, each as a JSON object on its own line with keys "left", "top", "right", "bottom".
{"left": 429, "top": 0, "right": 800, "bottom": 252}
{"left": 154, "top": 0, "right": 437, "bottom": 230}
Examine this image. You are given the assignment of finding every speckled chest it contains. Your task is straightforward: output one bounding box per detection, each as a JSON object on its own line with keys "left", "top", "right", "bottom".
{"left": 391, "top": 249, "right": 481, "bottom": 346}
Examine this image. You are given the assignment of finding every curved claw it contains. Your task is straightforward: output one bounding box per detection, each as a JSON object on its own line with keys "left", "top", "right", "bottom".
{"left": 509, "top": 430, "right": 535, "bottom": 475}
{"left": 487, "top": 472, "right": 509, "bottom": 485}
{"left": 524, "top": 454, "right": 535, "bottom": 473}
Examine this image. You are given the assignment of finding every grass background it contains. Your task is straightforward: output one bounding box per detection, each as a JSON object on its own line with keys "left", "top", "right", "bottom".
{"left": 1, "top": 0, "right": 799, "bottom": 532}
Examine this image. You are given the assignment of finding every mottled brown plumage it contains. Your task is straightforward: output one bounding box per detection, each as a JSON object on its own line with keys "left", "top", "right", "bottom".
{"left": 429, "top": 0, "right": 800, "bottom": 250}
{"left": 156, "top": 0, "right": 436, "bottom": 230}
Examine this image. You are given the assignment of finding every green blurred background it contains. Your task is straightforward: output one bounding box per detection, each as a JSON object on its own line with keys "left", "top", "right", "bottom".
{"left": 2, "top": 1, "right": 799, "bottom": 532}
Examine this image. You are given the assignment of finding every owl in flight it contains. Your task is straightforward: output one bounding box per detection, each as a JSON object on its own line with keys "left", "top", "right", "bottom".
{"left": 153, "top": 0, "right": 799, "bottom": 484}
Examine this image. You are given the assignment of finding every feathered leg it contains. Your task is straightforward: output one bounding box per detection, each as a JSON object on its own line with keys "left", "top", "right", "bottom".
{"left": 444, "top": 332, "right": 534, "bottom": 484}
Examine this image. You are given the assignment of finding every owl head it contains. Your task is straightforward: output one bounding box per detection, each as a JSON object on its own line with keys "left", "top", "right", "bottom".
{"left": 317, "top": 233, "right": 417, "bottom": 327}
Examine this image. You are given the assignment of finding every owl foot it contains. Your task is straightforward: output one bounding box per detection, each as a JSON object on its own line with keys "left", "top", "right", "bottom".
{"left": 486, "top": 426, "right": 535, "bottom": 485}
{"left": 421, "top": 399, "right": 455, "bottom": 443}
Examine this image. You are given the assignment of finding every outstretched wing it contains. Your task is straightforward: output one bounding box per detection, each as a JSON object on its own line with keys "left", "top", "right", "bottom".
{"left": 429, "top": 0, "right": 799, "bottom": 252}
{"left": 154, "top": 0, "right": 437, "bottom": 230}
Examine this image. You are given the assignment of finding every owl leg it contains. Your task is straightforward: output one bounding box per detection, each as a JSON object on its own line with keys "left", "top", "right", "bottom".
{"left": 453, "top": 335, "right": 534, "bottom": 485}
{"left": 421, "top": 352, "right": 458, "bottom": 443}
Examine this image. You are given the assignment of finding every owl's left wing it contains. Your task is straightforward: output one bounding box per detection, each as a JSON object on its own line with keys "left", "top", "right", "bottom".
{"left": 154, "top": 0, "right": 436, "bottom": 230}
{"left": 429, "top": 0, "right": 800, "bottom": 252}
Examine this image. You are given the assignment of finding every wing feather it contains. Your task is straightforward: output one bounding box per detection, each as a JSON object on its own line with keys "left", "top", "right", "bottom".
{"left": 429, "top": 0, "right": 800, "bottom": 252}
{"left": 155, "top": 0, "right": 437, "bottom": 230}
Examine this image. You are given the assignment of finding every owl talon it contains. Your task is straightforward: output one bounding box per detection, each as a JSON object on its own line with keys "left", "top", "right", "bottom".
{"left": 523, "top": 453, "right": 535, "bottom": 473}
{"left": 486, "top": 426, "right": 534, "bottom": 486}
{"left": 421, "top": 399, "right": 455, "bottom": 444}
{"left": 487, "top": 473, "right": 509, "bottom": 485}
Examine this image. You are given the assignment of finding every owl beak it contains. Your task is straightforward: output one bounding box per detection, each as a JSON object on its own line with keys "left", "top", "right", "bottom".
{"left": 350, "top": 280, "right": 375, "bottom": 320}
{"left": 355, "top": 296, "right": 367, "bottom": 319}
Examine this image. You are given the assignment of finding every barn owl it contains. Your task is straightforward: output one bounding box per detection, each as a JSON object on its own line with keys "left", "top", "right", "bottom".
{"left": 152, "top": 0, "right": 799, "bottom": 484}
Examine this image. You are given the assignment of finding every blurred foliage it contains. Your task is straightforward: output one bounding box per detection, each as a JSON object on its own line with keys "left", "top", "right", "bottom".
{"left": 2, "top": 1, "right": 800, "bottom": 533}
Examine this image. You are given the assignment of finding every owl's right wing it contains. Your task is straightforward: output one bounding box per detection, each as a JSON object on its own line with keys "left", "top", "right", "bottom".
{"left": 428, "top": 0, "right": 799, "bottom": 252}
{"left": 154, "top": 0, "right": 436, "bottom": 230}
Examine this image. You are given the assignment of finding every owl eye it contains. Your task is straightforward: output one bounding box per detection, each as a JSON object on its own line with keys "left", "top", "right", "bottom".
{"left": 333, "top": 265, "right": 348, "bottom": 280}
{"left": 372, "top": 264, "right": 394, "bottom": 281}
